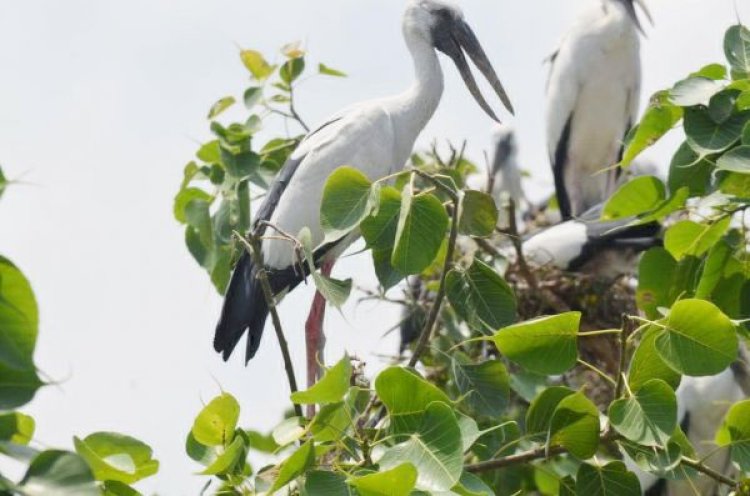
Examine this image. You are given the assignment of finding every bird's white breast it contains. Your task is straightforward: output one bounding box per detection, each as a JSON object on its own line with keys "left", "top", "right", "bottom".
{"left": 262, "top": 103, "right": 406, "bottom": 269}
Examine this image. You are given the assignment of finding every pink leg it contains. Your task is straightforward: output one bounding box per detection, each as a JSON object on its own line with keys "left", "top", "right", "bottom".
{"left": 305, "top": 261, "right": 334, "bottom": 417}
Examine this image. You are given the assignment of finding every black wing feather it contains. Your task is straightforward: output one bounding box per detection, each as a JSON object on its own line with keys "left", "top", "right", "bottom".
{"left": 553, "top": 115, "right": 574, "bottom": 220}
{"left": 214, "top": 116, "right": 348, "bottom": 363}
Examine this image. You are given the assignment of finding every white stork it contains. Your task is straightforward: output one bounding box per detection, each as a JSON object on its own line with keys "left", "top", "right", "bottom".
{"left": 214, "top": 0, "right": 513, "bottom": 389}
{"left": 546, "top": 0, "right": 651, "bottom": 220}
{"left": 521, "top": 206, "right": 660, "bottom": 279}
{"left": 488, "top": 125, "right": 526, "bottom": 229}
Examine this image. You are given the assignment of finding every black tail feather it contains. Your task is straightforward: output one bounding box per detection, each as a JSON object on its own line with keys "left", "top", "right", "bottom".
{"left": 214, "top": 252, "right": 269, "bottom": 363}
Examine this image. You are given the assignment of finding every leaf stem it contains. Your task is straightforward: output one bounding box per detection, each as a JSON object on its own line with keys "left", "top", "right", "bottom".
{"left": 578, "top": 329, "right": 623, "bottom": 337}
{"left": 577, "top": 359, "right": 617, "bottom": 387}
{"left": 234, "top": 231, "right": 303, "bottom": 418}
{"left": 615, "top": 315, "right": 631, "bottom": 399}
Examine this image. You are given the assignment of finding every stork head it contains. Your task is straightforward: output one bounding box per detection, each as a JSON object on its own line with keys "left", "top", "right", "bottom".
{"left": 612, "top": 0, "right": 653, "bottom": 34}
{"left": 492, "top": 124, "right": 517, "bottom": 171}
{"left": 403, "top": 0, "right": 514, "bottom": 121}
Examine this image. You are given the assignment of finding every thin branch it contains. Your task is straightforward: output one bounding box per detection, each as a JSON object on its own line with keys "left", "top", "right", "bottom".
{"left": 234, "top": 231, "right": 303, "bottom": 418}
{"left": 407, "top": 184, "right": 460, "bottom": 368}
{"left": 615, "top": 315, "right": 631, "bottom": 399}
{"left": 466, "top": 444, "right": 567, "bottom": 473}
{"left": 680, "top": 456, "right": 738, "bottom": 488}
{"left": 288, "top": 85, "right": 310, "bottom": 132}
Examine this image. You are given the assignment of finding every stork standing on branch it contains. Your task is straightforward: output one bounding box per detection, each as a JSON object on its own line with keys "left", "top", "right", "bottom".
{"left": 214, "top": 0, "right": 514, "bottom": 390}
{"left": 546, "top": 0, "right": 652, "bottom": 220}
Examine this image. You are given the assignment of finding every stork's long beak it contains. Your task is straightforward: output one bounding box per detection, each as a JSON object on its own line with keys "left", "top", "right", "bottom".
{"left": 437, "top": 19, "right": 514, "bottom": 122}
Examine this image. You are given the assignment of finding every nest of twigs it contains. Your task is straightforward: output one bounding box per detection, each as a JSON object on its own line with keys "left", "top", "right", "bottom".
{"left": 507, "top": 263, "right": 637, "bottom": 408}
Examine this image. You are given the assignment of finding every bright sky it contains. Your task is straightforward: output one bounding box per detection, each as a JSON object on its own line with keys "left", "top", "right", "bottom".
{"left": 1, "top": 0, "right": 747, "bottom": 493}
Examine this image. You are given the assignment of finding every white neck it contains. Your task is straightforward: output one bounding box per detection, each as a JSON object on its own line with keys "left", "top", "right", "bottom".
{"left": 389, "top": 29, "right": 444, "bottom": 146}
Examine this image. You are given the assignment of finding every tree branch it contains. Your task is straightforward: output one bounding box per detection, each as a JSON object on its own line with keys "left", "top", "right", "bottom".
{"left": 234, "top": 231, "right": 303, "bottom": 418}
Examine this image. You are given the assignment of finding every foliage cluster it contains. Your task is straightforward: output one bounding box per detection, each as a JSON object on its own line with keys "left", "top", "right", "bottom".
{"left": 175, "top": 26, "right": 750, "bottom": 496}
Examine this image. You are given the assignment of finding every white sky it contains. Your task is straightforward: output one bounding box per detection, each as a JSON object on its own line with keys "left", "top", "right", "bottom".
{"left": 0, "top": 0, "right": 747, "bottom": 493}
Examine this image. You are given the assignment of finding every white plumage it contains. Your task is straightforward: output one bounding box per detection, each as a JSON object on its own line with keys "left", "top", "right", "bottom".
{"left": 488, "top": 124, "right": 526, "bottom": 228}
{"left": 215, "top": 0, "right": 513, "bottom": 368}
{"left": 546, "top": 0, "right": 648, "bottom": 219}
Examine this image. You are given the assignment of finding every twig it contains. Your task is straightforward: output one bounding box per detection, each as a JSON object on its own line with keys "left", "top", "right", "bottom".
{"left": 615, "top": 315, "right": 631, "bottom": 399}
{"left": 408, "top": 177, "right": 460, "bottom": 368}
{"left": 680, "top": 456, "right": 737, "bottom": 488}
{"left": 234, "top": 231, "right": 303, "bottom": 418}
{"left": 466, "top": 432, "right": 738, "bottom": 490}
{"left": 466, "top": 444, "right": 567, "bottom": 473}
{"left": 288, "top": 85, "right": 310, "bottom": 132}
{"left": 500, "top": 200, "right": 569, "bottom": 313}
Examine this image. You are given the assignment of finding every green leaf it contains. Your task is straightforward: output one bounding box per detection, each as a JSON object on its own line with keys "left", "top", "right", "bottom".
{"left": 0, "top": 412, "right": 34, "bottom": 445}
{"left": 305, "top": 471, "right": 355, "bottom": 496}
{"left": 174, "top": 188, "right": 212, "bottom": 224}
{"left": 690, "top": 63, "right": 728, "bottom": 80}
{"left": 0, "top": 257, "right": 39, "bottom": 370}
{"left": 361, "top": 186, "right": 402, "bottom": 251}
{"left": 280, "top": 57, "right": 305, "bottom": 85}
{"left": 602, "top": 176, "right": 666, "bottom": 220}
{"left": 655, "top": 299, "right": 738, "bottom": 376}
{"left": 446, "top": 259, "right": 516, "bottom": 335}
{"left": 668, "top": 142, "right": 713, "bottom": 196}
{"left": 451, "top": 358, "right": 510, "bottom": 417}
{"left": 245, "top": 430, "right": 280, "bottom": 454}
{"left": 374, "top": 367, "right": 451, "bottom": 435}
{"left": 620, "top": 438, "right": 683, "bottom": 476}
{"left": 716, "top": 399, "right": 750, "bottom": 471}
{"left": 0, "top": 365, "right": 43, "bottom": 410}
{"left": 74, "top": 432, "right": 159, "bottom": 484}
{"left": 101, "top": 481, "right": 139, "bottom": 496}
{"left": 243, "top": 87, "right": 262, "bottom": 109}
{"left": 451, "top": 472, "right": 495, "bottom": 496}
{"left": 526, "top": 387, "right": 576, "bottom": 435}
{"left": 684, "top": 106, "right": 749, "bottom": 155}
{"left": 0, "top": 165, "right": 6, "bottom": 200}
{"left": 725, "top": 25, "right": 750, "bottom": 77}
{"left": 269, "top": 439, "right": 315, "bottom": 494}
{"left": 318, "top": 63, "right": 347, "bottom": 77}
{"left": 628, "top": 328, "right": 682, "bottom": 391}
{"left": 575, "top": 461, "right": 641, "bottom": 496}
{"left": 372, "top": 248, "right": 405, "bottom": 290}
{"left": 191, "top": 393, "right": 240, "bottom": 447}
{"left": 717, "top": 145, "right": 750, "bottom": 173}
{"left": 549, "top": 392, "right": 600, "bottom": 460}
{"left": 20, "top": 450, "right": 99, "bottom": 496}
{"left": 207, "top": 96, "right": 236, "bottom": 119}
{"left": 621, "top": 95, "right": 682, "bottom": 166}
{"left": 459, "top": 190, "right": 498, "bottom": 237}
{"left": 669, "top": 77, "right": 723, "bottom": 107}
{"left": 299, "top": 228, "right": 353, "bottom": 308}
{"left": 392, "top": 189, "right": 449, "bottom": 275}
{"left": 348, "top": 463, "right": 417, "bottom": 496}
{"left": 491, "top": 313, "right": 580, "bottom": 375}
{"left": 199, "top": 435, "right": 244, "bottom": 476}
{"left": 240, "top": 49, "right": 274, "bottom": 80}
{"left": 272, "top": 417, "right": 305, "bottom": 447}
{"left": 320, "top": 166, "right": 375, "bottom": 242}
{"left": 379, "top": 402, "right": 463, "bottom": 492}
{"left": 609, "top": 379, "right": 677, "bottom": 446}
{"left": 291, "top": 355, "right": 351, "bottom": 404}
{"left": 636, "top": 248, "right": 677, "bottom": 319}
{"left": 664, "top": 218, "right": 731, "bottom": 260}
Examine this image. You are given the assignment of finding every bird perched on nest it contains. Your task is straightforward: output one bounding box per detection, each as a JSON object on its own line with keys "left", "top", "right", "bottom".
{"left": 520, "top": 206, "right": 661, "bottom": 279}
{"left": 546, "top": 0, "right": 651, "bottom": 219}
